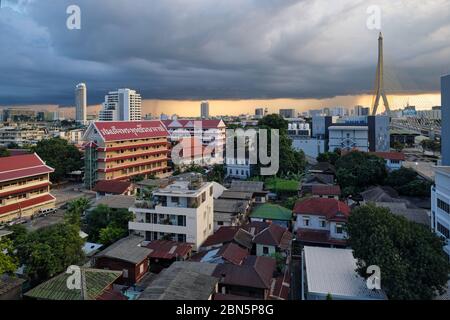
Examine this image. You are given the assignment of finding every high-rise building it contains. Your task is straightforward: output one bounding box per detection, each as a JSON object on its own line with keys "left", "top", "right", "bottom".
{"left": 442, "top": 75, "right": 450, "bottom": 166}
{"left": 255, "top": 108, "right": 264, "bottom": 117}
{"left": 354, "top": 105, "right": 370, "bottom": 116}
{"left": 279, "top": 109, "right": 296, "bottom": 119}
{"left": 201, "top": 101, "right": 210, "bottom": 119}
{"left": 99, "top": 89, "right": 142, "bottom": 121}
{"left": 75, "top": 83, "right": 87, "bottom": 124}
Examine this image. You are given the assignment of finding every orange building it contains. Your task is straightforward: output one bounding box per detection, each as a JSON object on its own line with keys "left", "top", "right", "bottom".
{"left": 0, "top": 153, "right": 55, "bottom": 223}
{"left": 83, "top": 121, "right": 170, "bottom": 189}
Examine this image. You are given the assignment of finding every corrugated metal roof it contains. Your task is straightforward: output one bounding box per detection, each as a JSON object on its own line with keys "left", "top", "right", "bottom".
{"left": 303, "top": 246, "right": 386, "bottom": 300}
{"left": 95, "top": 235, "right": 151, "bottom": 264}
{"left": 138, "top": 262, "right": 218, "bottom": 300}
{"left": 24, "top": 269, "right": 122, "bottom": 300}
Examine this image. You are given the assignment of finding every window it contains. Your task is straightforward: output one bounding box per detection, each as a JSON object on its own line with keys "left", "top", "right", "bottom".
{"left": 437, "top": 223, "right": 450, "bottom": 238}
{"left": 263, "top": 246, "right": 269, "bottom": 255}
{"left": 139, "top": 264, "right": 144, "bottom": 274}
{"left": 172, "top": 196, "right": 179, "bottom": 204}
{"left": 177, "top": 215, "right": 186, "bottom": 227}
{"left": 335, "top": 224, "right": 344, "bottom": 234}
{"left": 303, "top": 216, "right": 310, "bottom": 227}
{"left": 437, "top": 199, "right": 450, "bottom": 214}
{"left": 319, "top": 220, "right": 326, "bottom": 228}
{"left": 218, "top": 221, "right": 224, "bottom": 226}
{"left": 210, "top": 186, "right": 213, "bottom": 196}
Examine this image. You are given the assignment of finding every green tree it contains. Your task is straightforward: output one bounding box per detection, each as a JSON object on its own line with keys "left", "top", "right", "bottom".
{"left": 270, "top": 252, "right": 285, "bottom": 273}
{"left": 65, "top": 197, "right": 91, "bottom": 227}
{"left": 7, "top": 142, "right": 20, "bottom": 149}
{"left": 421, "top": 139, "right": 441, "bottom": 152}
{"left": 347, "top": 204, "right": 450, "bottom": 300}
{"left": 257, "top": 114, "right": 306, "bottom": 177}
{"left": 208, "top": 164, "right": 225, "bottom": 183}
{"left": 317, "top": 151, "right": 341, "bottom": 165}
{"left": 98, "top": 225, "right": 128, "bottom": 245}
{"left": 386, "top": 168, "right": 432, "bottom": 197}
{"left": 32, "top": 137, "right": 83, "bottom": 182}
{"left": 85, "top": 205, "right": 133, "bottom": 242}
{"left": 15, "top": 224, "right": 85, "bottom": 283}
{"left": 0, "top": 238, "right": 18, "bottom": 274}
{"left": 392, "top": 141, "right": 405, "bottom": 152}
{"left": 0, "top": 146, "right": 11, "bottom": 157}
{"left": 282, "top": 196, "right": 300, "bottom": 210}
{"left": 397, "top": 179, "right": 432, "bottom": 197}
{"left": 335, "top": 151, "right": 387, "bottom": 196}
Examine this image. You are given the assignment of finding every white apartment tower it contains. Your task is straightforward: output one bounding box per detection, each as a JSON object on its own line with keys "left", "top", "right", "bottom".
{"left": 431, "top": 167, "right": 450, "bottom": 260}
{"left": 129, "top": 173, "right": 214, "bottom": 250}
{"left": 75, "top": 83, "right": 87, "bottom": 124}
{"left": 201, "top": 101, "right": 210, "bottom": 119}
{"left": 99, "top": 88, "right": 142, "bottom": 121}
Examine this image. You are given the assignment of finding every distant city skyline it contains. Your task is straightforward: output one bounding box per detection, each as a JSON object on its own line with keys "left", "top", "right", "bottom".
{"left": 0, "top": 92, "right": 441, "bottom": 119}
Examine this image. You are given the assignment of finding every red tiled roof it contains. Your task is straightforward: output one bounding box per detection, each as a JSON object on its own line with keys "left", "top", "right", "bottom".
{"left": 201, "top": 226, "right": 240, "bottom": 248}
{"left": 217, "top": 243, "right": 249, "bottom": 266}
{"left": 93, "top": 180, "right": 133, "bottom": 195}
{"left": 293, "top": 198, "right": 350, "bottom": 222}
{"left": 269, "top": 269, "right": 291, "bottom": 300}
{"left": 213, "top": 255, "right": 276, "bottom": 289}
{"left": 146, "top": 240, "right": 193, "bottom": 260}
{"left": 371, "top": 152, "right": 405, "bottom": 161}
{"left": 0, "top": 194, "right": 55, "bottom": 216}
{"left": 96, "top": 289, "right": 128, "bottom": 300}
{"left": 311, "top": 185, "right": 341, "bottom": 196}
{"left": 0, "top": 153, "right": 54, "bottom": 183}
{"left": 253, "top": 224, "right": 292, "bottom": 249}
{"left": 162, "top": 119, "right": 225, "bottom": 129}
{"left": 94, "top": 121, "right": 168, "bottom": 142}
{"left": 296, "top": 229, "right": 347, "bottom": 246}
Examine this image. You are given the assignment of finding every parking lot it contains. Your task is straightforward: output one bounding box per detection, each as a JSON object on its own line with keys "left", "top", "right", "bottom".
{"left": 51, "top": 183, "right": 96, "bottom": 206}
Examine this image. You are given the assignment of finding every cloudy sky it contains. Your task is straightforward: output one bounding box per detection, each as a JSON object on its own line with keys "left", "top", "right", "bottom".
{"left": 0, "top": 0, "right": 449, "bottom": 114}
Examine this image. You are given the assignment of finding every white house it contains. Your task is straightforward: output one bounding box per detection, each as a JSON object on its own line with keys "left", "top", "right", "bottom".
{"left": 372, "top": 152, "right": 405, "bottom": 171}
{"left": 225, "top": 157, "right": 253, "bottom": 180}
{"left": 431, "top": 166, "right": 450, "bottom": 260}
{"left": 128, "top": 173, "right": 214, "bottom": 251}
{"left": 293, "top": 198, "right": 350, "bottom": 247}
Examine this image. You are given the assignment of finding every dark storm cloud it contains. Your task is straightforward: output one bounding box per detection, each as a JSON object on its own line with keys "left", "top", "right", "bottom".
{"left": 0, "top": 0, "right": 449, "bottom": 104}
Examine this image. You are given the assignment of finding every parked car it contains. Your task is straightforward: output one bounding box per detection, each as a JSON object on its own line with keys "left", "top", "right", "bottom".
{"left": 7, "top": 218, "right": 27, "bottom": 227}
{"left": 38, "top": 208, "right": 57, "bottom": 216}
